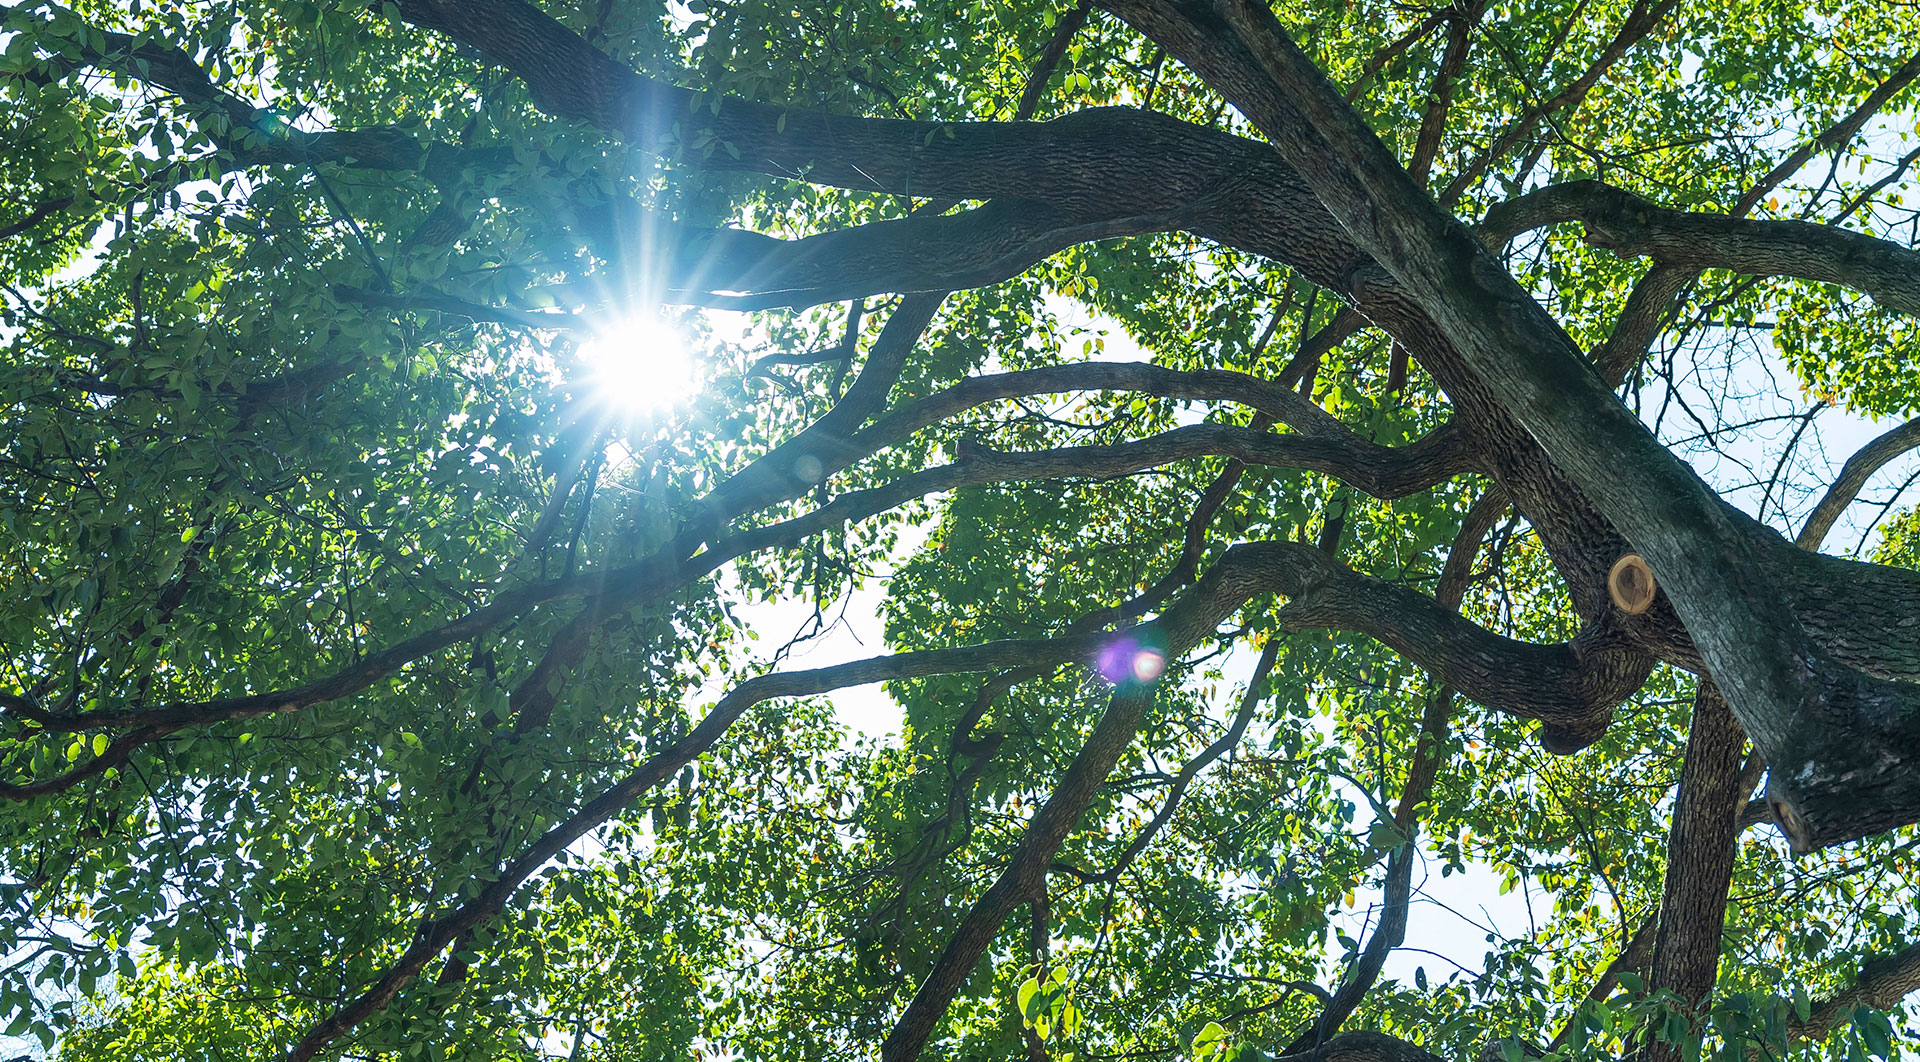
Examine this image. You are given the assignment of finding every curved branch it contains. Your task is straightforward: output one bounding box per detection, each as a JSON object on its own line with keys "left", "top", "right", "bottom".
{"left": 1482, "top": 180, "right": 1920, "bottom": 315}
{"left": 0, "top": 570, "right": 605, "bottom": 734}
{"left": 717, "top": 423, "right": 1470, "bottom": 579}
{"left": 332, "top": 284, "right": 583, "bottom": 331}
{"left": 648, "top": 198, "right": 1192, "bottom": 311}
{"left": 1267, "top": 542, "right": 1650, "bottom": 751}
{"left": 857, "top": 361, "right": 1357, "bottom": 452}
{"left": 1797, "top": 417, "right": 1920, "bottom": 550}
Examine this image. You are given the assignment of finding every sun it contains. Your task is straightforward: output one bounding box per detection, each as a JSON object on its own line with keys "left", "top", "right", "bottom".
{"left": 574, "top": 314, "right": 700, "bottom": 416}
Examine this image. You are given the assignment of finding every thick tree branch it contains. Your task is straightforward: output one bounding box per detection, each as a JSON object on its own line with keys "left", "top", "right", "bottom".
{"left": 1482, "top": 180, "right": 1920, "bottom": 316}
{"left": 0, "top": 196, "right": 75, "bottom": 240}
{"left": 1645, "top": 683, "right": 1746, "bottom": 1020}
{"left": 1552, "top": 916, "right": 1659, "bottom": 1049}
{"left": 333, "top": 284, "right": 583, "bottom": 331}
{"left": 1016, "top": 0, "right": 1096, "bottom": 119}
{"left": 1406, "top": 0, "right": 1483, "bottom": 185}
{"left": 645, "top": 198, "right": 1201, "bottom": 311}
{"left": 1270, "top": 542, "right": 1647, "bottom": 751}
{"left": 1286, "top": 1031, "right": 1448, "bottom": 1062}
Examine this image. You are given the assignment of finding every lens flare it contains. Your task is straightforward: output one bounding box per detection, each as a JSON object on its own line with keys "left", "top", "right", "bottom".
{"left": 1130, "top": 648, "right": 1166, "bottom": 682}
{"left": 575, "top": 315, "right": 698, "bottom": 415}
{"left": 1097, "top": 637, "right": 1168, "bottom": 686}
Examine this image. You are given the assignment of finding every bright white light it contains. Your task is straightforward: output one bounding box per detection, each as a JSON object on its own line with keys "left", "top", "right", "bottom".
{"left": 575, "top": 315, "right": 699, "bottom": 416}
{"left": 1131, "top": 649, "right": 1166, "bottom": 683}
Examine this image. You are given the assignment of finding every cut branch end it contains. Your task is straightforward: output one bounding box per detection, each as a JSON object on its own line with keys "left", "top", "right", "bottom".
{"left": 1608, "top": 553, "right": 1657, "bottom": 614}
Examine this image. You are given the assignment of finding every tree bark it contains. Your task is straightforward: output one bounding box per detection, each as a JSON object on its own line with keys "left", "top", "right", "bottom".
{"left": 1643, "top": 682, "right": 1747, "bottom": 1060}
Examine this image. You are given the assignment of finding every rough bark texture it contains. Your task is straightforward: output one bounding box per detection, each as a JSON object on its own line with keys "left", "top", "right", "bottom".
{"left": 1647, "top": 684, "right": 1748, "bottom": 1017}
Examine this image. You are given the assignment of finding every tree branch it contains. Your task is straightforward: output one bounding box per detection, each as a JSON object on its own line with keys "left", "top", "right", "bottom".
{"left": 1482, "top": 180, "right": 1920, "bottom": 316}
{"left": 1088, "top": 635, "right": 1282, "bottom": 882}
{"left": 880, "top": 542, "right": 1306, "bottom": 1061}
{"left": 1797, "top": 417, "right": 1920, "bottom": 550}
{"left": 1783, "top": 942, "right": 1920, "bottom": 1047}
{"left": 21, "top": 13, "right": 424, "bottom": 171}
{"left": 1645, "top": 682, "right": 1747, "bottom": 1024}
{"left": 1269, "top": 542, "right": 1648, "bottom": 751}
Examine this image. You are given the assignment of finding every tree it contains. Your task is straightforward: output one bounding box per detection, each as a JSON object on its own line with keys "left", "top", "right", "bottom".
{"left": 0, "top": 0, "right": 1916, "bottom": 1057}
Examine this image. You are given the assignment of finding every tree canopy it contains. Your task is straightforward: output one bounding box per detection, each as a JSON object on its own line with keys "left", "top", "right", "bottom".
{"left": 2, "top": 0, "right": 1918, "bottom": 1058}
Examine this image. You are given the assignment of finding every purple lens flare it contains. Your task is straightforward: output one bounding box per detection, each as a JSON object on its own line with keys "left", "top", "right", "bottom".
{"left": 1096, "top": 636, "right": 1168, "bottom": 686}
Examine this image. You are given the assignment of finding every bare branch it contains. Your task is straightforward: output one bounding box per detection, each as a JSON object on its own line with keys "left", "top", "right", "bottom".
{"left": 1437, "top": 0, "right": 1682, "bottom": 203}
{"left": 1798, "top": 418, "right": 1920, "bottom": 550}
{"left": 1733, "top": 52, "right": 1920, "bottom": 216}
